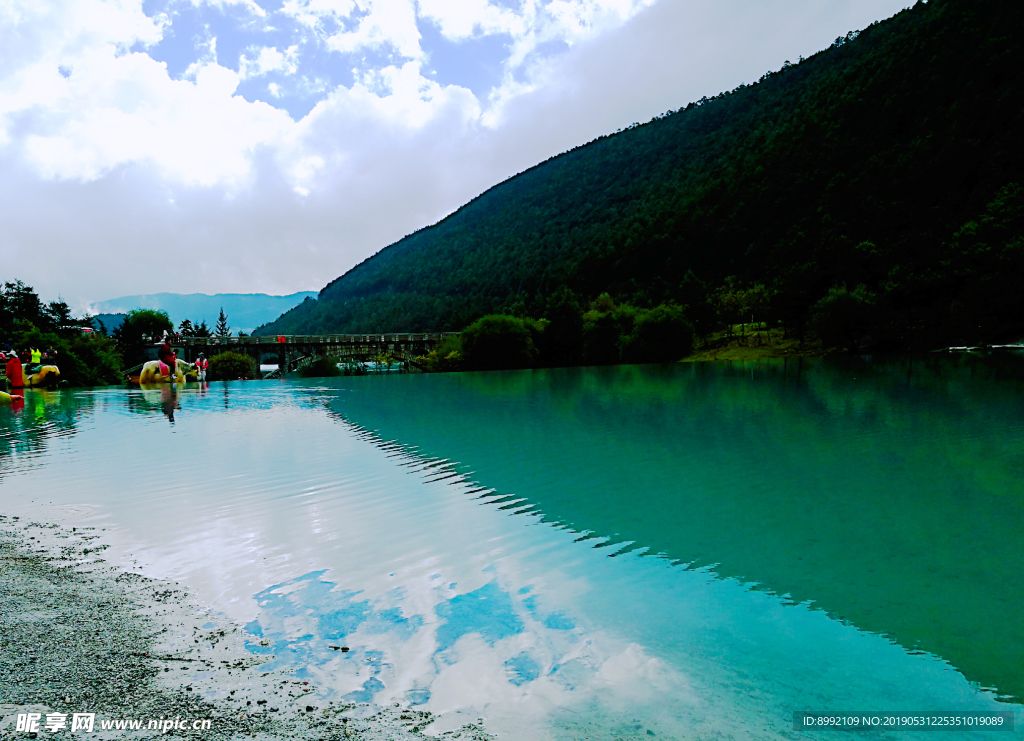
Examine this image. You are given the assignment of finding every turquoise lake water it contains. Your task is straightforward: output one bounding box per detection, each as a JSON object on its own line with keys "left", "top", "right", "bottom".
{"left": 1, "top": 356, "right": 1022, "bottom": 739}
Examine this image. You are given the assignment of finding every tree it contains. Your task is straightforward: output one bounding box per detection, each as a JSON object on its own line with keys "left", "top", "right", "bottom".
{"left": 44, "top": 299, "right": 81, "bottom": 332}
{"left": 215, "top": 308, "right": 230, "bottom": 337}
{"left": 679, "top": 271, "right": 716, "bottom": 344}
{"left": 460, "top": 315, "right": 540, "bottom": 370}
{"left": 582, "top": 299, "right": 637, "bottom": 365}
{"left": 620, "top": 304, "right": 694, "bottom": 363}
{"left": 207, "top": 351, "right": 253, "bottom": 381}
{"left": 178, "top": 319, "right": 195, "bottom": 337}
{"left": 540, "top": 287, "right": 584, "bottom": 366}
{"left": 1, "top": 280, "right": 51, "bottom": 341}
{"left": 194, "top": 320, "right": 212, "bottom": 338}
{"left": 713, "top": 284, "right": 744, "bottom": 338}
{"left": 111, "top": 309, "right": 174, "bottom": 350}
{"left": 414, "top": 335, "right": 463, "bottom": 372}
{"left": 811, "top": 285, "right": 878, "bottom": 353}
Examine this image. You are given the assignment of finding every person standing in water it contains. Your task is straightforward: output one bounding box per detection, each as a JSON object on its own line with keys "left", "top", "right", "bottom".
{"left": 6, "top": 351, "right": 24, "bottom": 389}
{"left": 196, "top": 353, "right": 208, "bottom": 381}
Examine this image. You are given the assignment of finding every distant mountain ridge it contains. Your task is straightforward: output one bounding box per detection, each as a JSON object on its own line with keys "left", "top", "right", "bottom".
{"left": 90, "top": 313, "right": 127, "bottom": 334}
{"left": 256, "top": 0, "right": 1024, "bottom": 350}
{"left": 92, "top": 292, "right": 317, "bottom": 334}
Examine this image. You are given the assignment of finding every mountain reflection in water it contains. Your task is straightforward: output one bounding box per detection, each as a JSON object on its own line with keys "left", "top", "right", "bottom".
{"left": 325, "top": 356, "right": 1024, "bottom": 703}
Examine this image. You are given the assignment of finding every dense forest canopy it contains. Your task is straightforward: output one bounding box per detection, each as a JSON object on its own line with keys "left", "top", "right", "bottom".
{"left": 256, "top": 0, "right": 1024, "bottom": 351}
{"left": 0, "top": 280, "right": 122, "bottom": 386}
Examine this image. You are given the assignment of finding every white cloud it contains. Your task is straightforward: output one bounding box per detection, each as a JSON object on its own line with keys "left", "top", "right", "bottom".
{"left": 193, "top": 0, "right": 267, "bottom": 16}
{"left": 9, "top": 48, "right": 290, "bottom": 185}
{"left": 416, "top": 0, "right": 523, "bottom": 40}
{"left": 0, "top": 0, "right": 163, "bottom": 152}
{"left": 280, "top": 0, "right": 358, "bottom": 29}
{"left": 279, "top": 0, "right": 424, "bottom": 60}
{"left": 239, "top": 45, "right": 301, "bottom": 79}
{"left": 321, "top": 0, "right": 423, "bottom": 59}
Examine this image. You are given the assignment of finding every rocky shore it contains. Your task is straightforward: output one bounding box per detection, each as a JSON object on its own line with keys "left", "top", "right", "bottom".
{"left": 0, "top": 516, "right": 492, "bottom": 740}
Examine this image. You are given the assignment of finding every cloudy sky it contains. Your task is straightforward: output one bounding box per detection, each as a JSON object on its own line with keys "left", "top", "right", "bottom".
{"left": 1, "top": 0, "right": 911, "bottom": 308}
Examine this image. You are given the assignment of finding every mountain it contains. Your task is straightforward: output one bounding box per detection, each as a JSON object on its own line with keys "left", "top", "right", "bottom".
{"left": 90, "top": 313, "right": 127, "bottom": 334}
{"left": 92, "top": 292, "right": 317, "bottom": 334}
{"left": 256, "top": 0, "right": 1024, "bottom": 350}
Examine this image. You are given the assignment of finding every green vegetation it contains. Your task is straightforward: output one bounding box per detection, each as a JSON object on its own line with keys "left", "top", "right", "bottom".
{"left": 13, "top": 326, "right": 122, "bottom": 387}
{"left": 460, "top": 315, "right": 542, "bottom": 371}
{"left": 207, "top": 351, "right": 254, "bottom": 381}
{"left": 298, "top": 357, "right": 343, "bottom": 377}
{"left": 811, "top": 285, "right": 879, "bottom": 354}
{"left": 684, "top": 325, "right": 823, "bottom": 362}
{"left": 414, "top": 336, "right": 464, "bottom": 372}
{"left": 257, "top": 0, "right": 1024, "bottom": 356}
{"left": 111, "top": 310, "right": 174, "bottom": 349}
{"left": 215, "top": 308, "right": 230, "bottom": 338}
{"left": 177, "top": 318, "right": 212, "bottom": 338}
{"left": 621, "top": 304, "right": 694, "bottom": 363}
{"left": 0, "top": 280, "right": 122, "bottom": 387}
{"left": 416, "top": 300, "right": 695, "bottom": 370}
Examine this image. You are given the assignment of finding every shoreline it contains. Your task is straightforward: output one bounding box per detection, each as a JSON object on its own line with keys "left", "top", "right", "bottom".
{"left": 0, "top": 515, "right": 492, "bottom": 740}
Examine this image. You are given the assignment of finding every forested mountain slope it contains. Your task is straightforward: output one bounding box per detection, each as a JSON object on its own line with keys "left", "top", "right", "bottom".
{"left": 257, "top": 0, "right": 1024, "bottom": 349}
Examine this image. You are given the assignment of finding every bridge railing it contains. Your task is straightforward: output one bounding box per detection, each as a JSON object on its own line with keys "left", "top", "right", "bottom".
{"left": 176, "top": 332, "right": 457, "bottom": 346}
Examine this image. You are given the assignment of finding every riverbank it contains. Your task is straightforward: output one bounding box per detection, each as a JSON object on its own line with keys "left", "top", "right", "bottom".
{"left": 0, "top": 515, "right": 492, "bottom": 740}
{"left": 681, "top": 326, "right": 826, "bottom": 362}
{"left": 681, "top": 327, "right": 1024, "bottom": 363}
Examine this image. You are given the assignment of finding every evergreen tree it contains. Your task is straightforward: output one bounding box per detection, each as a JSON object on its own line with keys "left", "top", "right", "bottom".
{"left": 215, "top": 308, "right": 230, "bottom": 337}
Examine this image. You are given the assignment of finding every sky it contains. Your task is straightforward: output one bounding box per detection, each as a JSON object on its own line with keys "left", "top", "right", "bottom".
{"left": 0, "top": 0, "right": 913, "bottom": 310}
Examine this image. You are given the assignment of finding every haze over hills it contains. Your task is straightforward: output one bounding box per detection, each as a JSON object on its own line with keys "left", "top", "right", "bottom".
{"left": 256, "top": 0, "right": 1024, "bottom": 350}
{"left": 92, "top": 292, "right": 317, "bottom": 334}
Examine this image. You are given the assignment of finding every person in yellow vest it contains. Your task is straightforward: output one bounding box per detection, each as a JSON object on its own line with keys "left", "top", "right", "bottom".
{"left": 27, "top": 347, "right": 42, "bottom": 375}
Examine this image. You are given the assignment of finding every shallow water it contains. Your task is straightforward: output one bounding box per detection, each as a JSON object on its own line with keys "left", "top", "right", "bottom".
{"left": 1, "top": 357, "right": 1022, "bottom": 739}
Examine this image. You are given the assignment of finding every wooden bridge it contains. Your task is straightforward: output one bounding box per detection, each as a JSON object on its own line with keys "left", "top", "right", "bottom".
{"left": 174, "top": 333, "right": 456, "bottom": 376}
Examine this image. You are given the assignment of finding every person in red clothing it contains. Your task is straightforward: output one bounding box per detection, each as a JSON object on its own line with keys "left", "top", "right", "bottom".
{"left": 5, "top": 352, "right": 24, "bottom": 389}
{"left": 157, "top": 340, "right": 176, "bottom": 378}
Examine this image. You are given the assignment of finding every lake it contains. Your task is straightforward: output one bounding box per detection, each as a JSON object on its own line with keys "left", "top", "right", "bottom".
{"left": 1, "top": 356, "right": 1022, "bottom": 739}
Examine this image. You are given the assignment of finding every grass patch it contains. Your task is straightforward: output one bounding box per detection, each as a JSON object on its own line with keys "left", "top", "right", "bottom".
{"left": 683, "top": 325, "right": 825, "bottom": 362}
